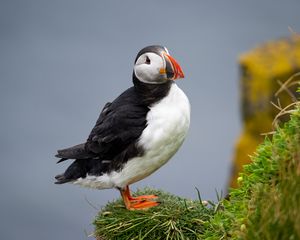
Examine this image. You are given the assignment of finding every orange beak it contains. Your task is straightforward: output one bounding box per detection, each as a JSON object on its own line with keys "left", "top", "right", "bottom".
{"left": 161, "top": 53, "right": 185, "bottom": 80}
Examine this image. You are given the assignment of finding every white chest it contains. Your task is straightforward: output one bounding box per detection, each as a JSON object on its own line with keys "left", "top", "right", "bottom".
{"left": 112, "top": 83, "right": 190, "bottom": 188}
{"left": 139, "top": 83, "right": 190, "bottom": 152}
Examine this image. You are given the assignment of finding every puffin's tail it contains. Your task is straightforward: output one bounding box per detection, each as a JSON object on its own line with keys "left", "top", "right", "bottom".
{"left": 55, "top": 143, "right": 99, "bottom": 184}
{"left": 55, "top": 159, "right": 88, "bottom": 184}
{"left": 55, "top": 143, "right": 95, "bottom": 162}
{"left": 54, "top": 174, "right": 69, "bottom": 184}
{"left": 55, "top": 158, "right": 106, "bottom": 184}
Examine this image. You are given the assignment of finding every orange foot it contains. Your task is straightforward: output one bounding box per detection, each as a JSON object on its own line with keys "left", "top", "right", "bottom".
{"left": 129, "top": 194, "right": 159, "bottom": 202}
{"left": 129, "top": 199, "right": 160, "bottom": 210}
{"left": 120, "top": 186, "right": 160, "bottom": 210}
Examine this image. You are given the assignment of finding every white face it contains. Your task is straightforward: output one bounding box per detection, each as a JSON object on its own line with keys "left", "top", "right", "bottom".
{"left": 134, "top": 52, "right": 167, "bottom": 84}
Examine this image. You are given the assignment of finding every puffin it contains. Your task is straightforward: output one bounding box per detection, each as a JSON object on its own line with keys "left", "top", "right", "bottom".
{"left": 55, "top": 45, "right": 190, "bottom": 210}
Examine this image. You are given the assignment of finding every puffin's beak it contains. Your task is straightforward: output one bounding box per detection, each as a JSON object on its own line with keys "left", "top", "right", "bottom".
{"left": 160, "top": 53, "right": 185, "bottom": 80}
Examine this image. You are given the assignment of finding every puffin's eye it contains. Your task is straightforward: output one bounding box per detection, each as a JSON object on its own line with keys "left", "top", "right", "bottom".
{"left": 145, "top": 56, "right": 151, "bottom": 64}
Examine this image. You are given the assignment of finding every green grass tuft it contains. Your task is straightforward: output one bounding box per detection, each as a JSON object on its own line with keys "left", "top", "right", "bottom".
{"left": 94, "top": 188, "right": 218, "bottom": 240}
{"left": 243, "top": 109, "right": 300, "bottom": 240}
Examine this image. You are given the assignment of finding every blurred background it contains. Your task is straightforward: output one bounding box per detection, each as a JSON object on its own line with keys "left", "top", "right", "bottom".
{"left": 1, "top": 1, "right": 300, "bottom": 239}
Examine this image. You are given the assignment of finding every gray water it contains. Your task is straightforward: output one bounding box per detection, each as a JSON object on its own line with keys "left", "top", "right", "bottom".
{"left": 1, "top": 1, "right": 300, "bottom": 239}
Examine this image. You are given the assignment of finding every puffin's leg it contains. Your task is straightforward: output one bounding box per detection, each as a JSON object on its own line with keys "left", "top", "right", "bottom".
{"left": 119, "top": 186, "right": 132, "bottom": 210}
{"left": 119, "top": 186, "right": 160, "bottom": 210}
{"left": 125, "top": 186, "right": 158, "bottom": 201}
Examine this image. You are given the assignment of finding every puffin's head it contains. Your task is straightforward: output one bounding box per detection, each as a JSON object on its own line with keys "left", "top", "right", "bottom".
{"left": 133, "top": 45, "right": 184, "bottom": 84}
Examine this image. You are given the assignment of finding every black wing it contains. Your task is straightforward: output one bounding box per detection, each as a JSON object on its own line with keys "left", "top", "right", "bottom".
{"left": 85, "top": 87, "right": 149, "bottom": 161}
{"left": 55, "top": 102, "right": 114, "bottom": 161}
{"left": 56, "top": 87, "right": 148, "bottom": 164}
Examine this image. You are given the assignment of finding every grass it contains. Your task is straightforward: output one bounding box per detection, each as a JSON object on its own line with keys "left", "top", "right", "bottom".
{"left": 94, "top": 188, "right": 217, "bottom": 240}
{"left": 243, "top": 111, "right": 300, "bottom": 240}
{"left": 94, "top": 87, "right": 300, "bottom": 240}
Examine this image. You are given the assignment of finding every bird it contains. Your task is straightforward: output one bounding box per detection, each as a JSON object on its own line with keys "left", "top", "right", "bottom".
{"left": 55, "top": 45, "right": 190, "bottom": 210}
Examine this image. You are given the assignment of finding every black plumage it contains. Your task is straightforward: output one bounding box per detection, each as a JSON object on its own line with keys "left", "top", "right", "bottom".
{"left": 55, "top": 79, "right": 173, "bottom": 184}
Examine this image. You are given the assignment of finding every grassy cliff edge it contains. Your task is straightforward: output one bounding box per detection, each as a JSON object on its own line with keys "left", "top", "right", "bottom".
{"left": 94, "top": 104, "right": 300, "bottom": 240}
